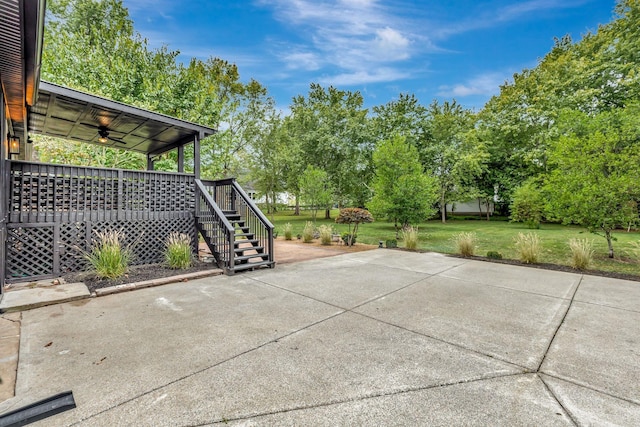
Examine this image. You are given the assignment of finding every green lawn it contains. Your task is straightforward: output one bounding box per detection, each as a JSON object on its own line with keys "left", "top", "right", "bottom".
{"left": 269, "top": 209, "right": 640, "bottom": 277}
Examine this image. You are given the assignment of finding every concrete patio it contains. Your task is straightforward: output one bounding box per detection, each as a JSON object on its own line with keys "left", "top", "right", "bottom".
{"left": 0, "top": 249, "right": 639, "bottom": 425}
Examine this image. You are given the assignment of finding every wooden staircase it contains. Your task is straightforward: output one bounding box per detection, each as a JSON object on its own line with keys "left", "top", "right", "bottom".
{"left": 195, "top": 178, "right": 274, "bottom": 274}
{"left": 224, "top": 210, "right": 273, "bottom": 272}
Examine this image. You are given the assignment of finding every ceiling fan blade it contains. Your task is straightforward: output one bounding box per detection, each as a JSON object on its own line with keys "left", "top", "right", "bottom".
{"left": 108, "top": 136, "right": 128, "bottom": 145}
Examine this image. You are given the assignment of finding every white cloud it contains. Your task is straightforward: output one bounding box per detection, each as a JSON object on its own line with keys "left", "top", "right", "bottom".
{"left": 319, "top": 68, "right": 409, "bottom": 86}
{"left": 434, "top": 0, "right": 591, "bottom": 38}
{"left": 375, "top": 27, "right": 410, "bottom": 60}
{"left": 258, "top": 0, "right": 422, "bottom": 86}
{"left": 437, "top": 72, "right": 511, "bottom": 97}
{"left": 281, "top": 51, "right": 322, "bottom": 71}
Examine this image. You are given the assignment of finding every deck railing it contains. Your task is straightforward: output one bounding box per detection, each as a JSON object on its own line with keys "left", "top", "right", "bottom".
{"left": 194, "top": 179, "right": 235, "bottom": 271}
{"left": 8, "top": 160, "right": 195, "bottom": 223}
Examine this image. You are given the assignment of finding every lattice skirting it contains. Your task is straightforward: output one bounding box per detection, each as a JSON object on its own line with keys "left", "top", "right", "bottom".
{"left": 5, "top": 216, "right": 196, "bottom": 282}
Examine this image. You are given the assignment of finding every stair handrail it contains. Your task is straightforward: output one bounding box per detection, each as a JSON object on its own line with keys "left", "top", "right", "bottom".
{"left": 231, "top": 180, "right": 274, "bottom": 230}
{"left": 195, "top": 179, "right": 235, "bottom": 269}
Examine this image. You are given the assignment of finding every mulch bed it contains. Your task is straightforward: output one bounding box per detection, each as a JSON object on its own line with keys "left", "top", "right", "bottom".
{"left": 450, "top": 253, "right": 640, "bottom": 282}
{"left": 63, "top": 261, "right": 218, "bottom": 293}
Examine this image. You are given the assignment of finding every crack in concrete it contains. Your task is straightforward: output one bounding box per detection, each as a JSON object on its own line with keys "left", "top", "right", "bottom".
{"left": 536, "top": 275, "right": 583, "bottom": 372}
{"left": 539, "top": 374, "right": 579, "bottom": 426}
{"left": 201, "top": 372, "right": 527, "bottom": 426}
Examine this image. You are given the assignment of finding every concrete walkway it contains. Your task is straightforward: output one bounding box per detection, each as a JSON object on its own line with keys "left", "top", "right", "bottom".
{"left": 0, "top": 249, "right": 639, "bottom": 425}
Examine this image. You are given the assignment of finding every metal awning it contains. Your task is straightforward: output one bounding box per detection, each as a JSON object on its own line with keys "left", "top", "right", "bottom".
{"left": 29, "top": 82, "right": 216, "bottom": 155}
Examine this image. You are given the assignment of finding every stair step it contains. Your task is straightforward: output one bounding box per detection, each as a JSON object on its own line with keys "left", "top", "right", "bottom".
{"left": 234, "top": 245, "right": 264, "bottom": 254}
{"left": 234, "top": 233, "right": 255, "bottom": 238}
{"left": 232, "top": 260, "right": 274, "bottom": 272}
{"left": 235, "top": 253, "right": 269, "bottom": 263}
{"left": 235, "top": 239, "right": 259, "bottom": 246}
{"left": 225, "top": 214, "right": 241, "bottom": 220}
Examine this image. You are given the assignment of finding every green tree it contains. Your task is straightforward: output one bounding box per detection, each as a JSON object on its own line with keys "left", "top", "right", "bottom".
{"left": 545, "top": 106, "right": 640, "bottom": 258}
{"left": 422, "top": 100, "right": 485, "bottom": 223}
{"left": 300, "top": 166, "right": 333, "bottom": 222}
{"left": 249, "top": 112, "right": 288, "bottom": 218}
{"left": 368, "top": 135, "right": 437, "bottom": 237}
{"left": 289, "top": 83, "right": 373, "bottom": 216}
{"left": 510, "top": 180, "right": 545, "bottom": 228}
{"left": 371, "top": 93, "right": 428, "bottom": 149}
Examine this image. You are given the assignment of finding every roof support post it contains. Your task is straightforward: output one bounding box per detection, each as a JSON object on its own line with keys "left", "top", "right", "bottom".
{"left": 194, "top": 132, "right": 201, "bottom": 179}
{"left": 178, "top": 145, "right": 184, "bottom": 173}
{"left": 146, "top": 154, "right": 154, "bottom": 171}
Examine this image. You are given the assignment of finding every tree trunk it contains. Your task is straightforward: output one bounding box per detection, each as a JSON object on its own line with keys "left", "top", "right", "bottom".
{"left": 440, "top": 191, "right": 447, "bottom": 223}
{"left": 294, "top": 195, "right": 300, "bottom": 216}
{"left": 325, "top": 208, "right": 331, "bottom": 220}
{"left": 486, "top": 198, "right": 491, "bottom": 221}
{"left": 605, "top": 229, "right": 614, "bottom": 258}
{"left": 478, "top": 199, "right": 483, "bottom": 219}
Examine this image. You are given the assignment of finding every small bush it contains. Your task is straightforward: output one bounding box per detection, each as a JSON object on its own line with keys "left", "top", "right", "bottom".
{"left": 164, "top": 232, "right": 192, "bottom": 269}
{"left": 385, "top": 239, "right": 397, "bottom": 248}
{"left": 525, "top": 219, "right": 541, "bottom": 229}
{"left": 85, "top": 230, "right": 132, "bottom": 279}
{"left": 568, "top": 238, "right": 594, "bottom": 270}
{"left": 341, "top": 232, "right": 356, "bottom": 246}
{"left": 510, "top": 181, "right": 544, "bottom": 228}
{"left": 302, "top": 221, "right": 315, "bottom": 243}
{"left": 318, "top": 224, "right": 333, "bottom": 245}
{"left": 282, "top": 223, "right": 293, "bottom": 240}
{"left": 452, "top": 232, "right": 476, "bottom": 257}
{"left": 514, "top": 232, "right": 542, "bottom": 264}
{"left": 486, "top": 250, "right": 503, "bottom": 260}
{"left": 401, "top": 226, "right": 419, "bottom": 250}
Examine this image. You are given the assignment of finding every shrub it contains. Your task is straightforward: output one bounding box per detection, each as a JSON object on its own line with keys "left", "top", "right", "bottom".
{"left": 385, "top": 239, "right": 397, "bottom": 248}
{"left": 302, "top": 221, "right": 315, "bottom": 243}
{"left": 401, "top": 226, "right": 419, "bottom": 250}
{"left": 164, "top": 232, "right": 192, "bottom": 269}
{"left": 514, "top": 232, "right": 542, "bottom": 264}
{"left": 341, "top": 232, "right": 356, "bottom": 246}
{"left": 84, "top": 230, "right": 132, "bottom": 279}
{"left": 568, "top": 238, "right": 594, "bottom": 270}
{"left": 318, "top": 224, "right": 333, "bottom": 245}
{"left": 452, "top": 232, "right": 476, "bottom": 257}
{"left": 282, "top": 223, "right": 293, "bottom": 240}
{"left": 335, "top": 208, "right": 373, "bottom": 244}
{"left": 486, "top": 251, "right": 503, "bottom": 259}
{"left": 510, "top": 181, "right": 545, "bottom": 229}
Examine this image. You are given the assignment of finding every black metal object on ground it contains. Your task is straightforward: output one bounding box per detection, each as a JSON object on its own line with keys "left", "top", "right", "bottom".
{"left": 0, "top": 391, "right": 75, "bottom": 427}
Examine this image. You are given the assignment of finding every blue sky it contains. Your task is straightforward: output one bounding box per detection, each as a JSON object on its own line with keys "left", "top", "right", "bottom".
{"left": 123, "top": 0, "right": 616, "bottom": 112}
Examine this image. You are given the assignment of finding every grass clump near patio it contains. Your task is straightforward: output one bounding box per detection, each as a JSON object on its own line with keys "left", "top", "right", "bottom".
{"left": 85, "top": 230, "right": 132, "bottom": 279}
{"left": 302, "top": 221, "right": 315, "bottom": 243}
{"left": 514, "top": 232, "right": 542, "bottom": 264}
{"left": 568, "top": 238, "right": 594, "bottom": 270}
{"left": 282, "top": 223, "right": 293, "bottom": 240}
{"left": 452, "top": 232, "right": 476, "bottom": 257}
{"left": 164, "top": 232, "right": 192, "bottom": 269}
{"left": 318, "top": 224, "right": 333, "bottom": 245}
{"left": 401, "top": 226, "right": 419, "bottom": 250}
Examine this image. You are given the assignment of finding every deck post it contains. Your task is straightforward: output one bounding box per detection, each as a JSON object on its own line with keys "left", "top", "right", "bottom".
{"left": 146, "top": 154, "right": 154, "bottom": 171}
{"left": 178, "top": 145, "right": 184, "bottom": 173}
{"left": 193, "top": 133, "right": 201, "bottom": 179}
{"left": 0, "top": 92, "right": 6, "bottom": 293}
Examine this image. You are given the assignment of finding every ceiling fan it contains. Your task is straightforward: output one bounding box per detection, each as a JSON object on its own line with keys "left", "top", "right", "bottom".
{"left": 97, "top": 126, "right": 127, "bottom": 145}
